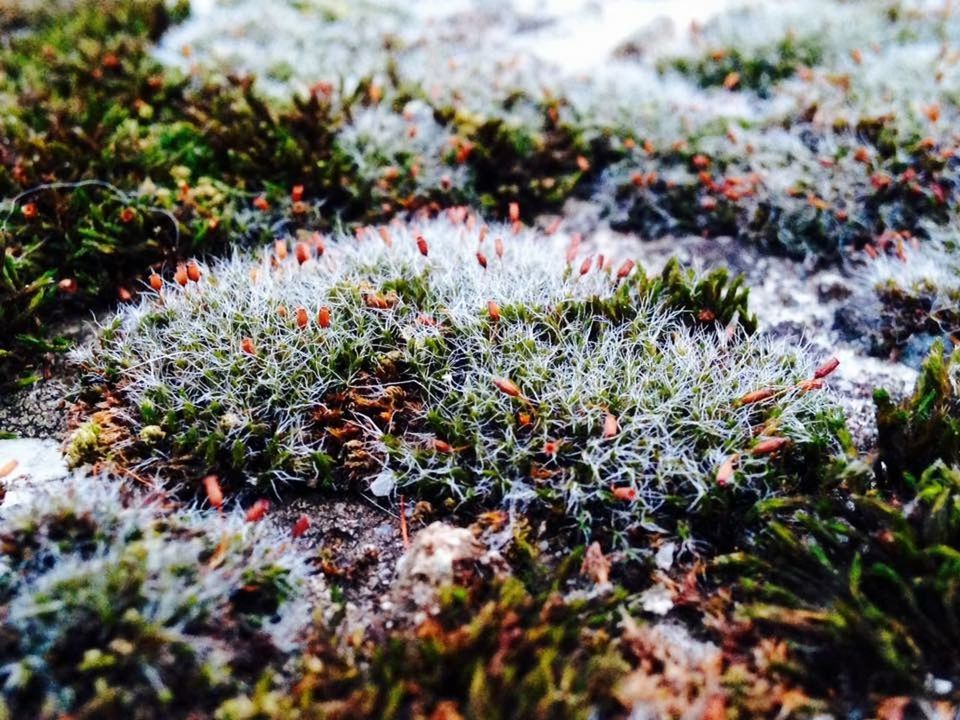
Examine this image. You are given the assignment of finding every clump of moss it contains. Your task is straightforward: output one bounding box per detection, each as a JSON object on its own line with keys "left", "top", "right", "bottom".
{"left": 602, "top": 119, "right": 958, "bottom": 262}
{"left": 874, "top": 339, "right": 960, "bottom": 481}
{"left": 668, "top": 35, "right": 823, "bottom": 98}
{"left": 707, "top": 342, "right": 960, "bottom": 707}
{"left": 0, "top": 473, "right": 314, "bottom": 719}
{"left": 79, "top": 215, "right": 840, "bottom": 553}
{"left": 714, "top": 458, "right": 960, "bottom": 702}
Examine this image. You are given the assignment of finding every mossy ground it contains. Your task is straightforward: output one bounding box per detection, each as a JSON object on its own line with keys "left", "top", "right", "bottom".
{"left": 5, "top": 0, "right": 960, "bottom": 717}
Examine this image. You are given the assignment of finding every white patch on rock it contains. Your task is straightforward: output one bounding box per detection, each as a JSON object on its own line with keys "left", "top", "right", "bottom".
{"left": 388, "top": 521, "right": 506, "bottom": 625}
{"left": 639, "top": 582, "right": 674, "bottom": 616}
{"left": 0, "top": 439, "right": 69, "bottom": 508}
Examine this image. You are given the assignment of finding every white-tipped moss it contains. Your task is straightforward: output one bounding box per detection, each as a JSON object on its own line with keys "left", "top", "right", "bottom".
{"left": 84, "top": 214, "right": 842, "bottom": 553}
{"left": 0, "top": 473, "right": 314, "bottom": 717}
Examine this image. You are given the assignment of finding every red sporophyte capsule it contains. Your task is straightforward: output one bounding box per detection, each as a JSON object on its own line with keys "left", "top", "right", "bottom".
{"left": 700, "top": 196, "right": 718, "bottom": 211}
{"left": 174, "top": 265, "right": 189, "bottom": 287}
{"left": 148, "top": 273, "right": 162, "bottom": 291}
{"left": 274, "top": 240, "right": 288, "bottom": 260}
{"left": 579, "top": 256, "right": 593, "bottom": 276}
{"left": 241, "top": 337, "right": 256, "bottom": 356}
{"left": 813, "top": 357, "right": 840, "bottom": 379}
{"left": 203, "top": 475, "right": 224, "bottom": 511}
{"left": 291, "top": 184, "right": 304, "bottom": 202}
{"left": 378, "top": 226, "right": 392, "bottom": 246}
{"left": 277, "top": 305, "right": 288, "bottom": 319}
{"left": 311, "top": 232, "right": 326, "bottom": 256}
{"left": 692, "top": 154, "right": 710, "bottom": 169}
{"left": 117, "top": 286, "right": 132, "bottom": 302}
{"left": 565, "top": 235, "right": 581, "bottom": 264}
{"left": 317, "top": 306, "right": 331, "bottom": 328}
{"left": 853, "top": 147, "right": 870, "bottom": 164}
{"left": 752, "top": 437, "right": 790, "bottom": 457}
{"left": 253, "top": 195, "right": 270, "bottom": 211}
{"left": 798, "top": 378, "right": 825, "bottom": 392}
{"left": 596, "top": 254, "right": 605, "bottom": 270}
{"left": 492, "top": 377, "right": 522, "bottom": 398}
{"left": 294, "top": 241, "right": 310, "bottom": 265}
{"left": 476, "top": 251, "right": 488, "bottom": 269}
{"left": 737, "top": 388, "right": 776, "bottom": 405}
{"left": 21, "top": 202, "right": 37, "bottom": 219}
{"left": 508, "top": 202, "right": 520, "bottom": 223}
{"left": 576, "top": 155, "right": 590, "bottom": 172}
{"left": 611, "top": 486, "right": 637, "bottom": 501}
{"left": 119, "top": 207, "right": 136, "bottom": 223}
{"left": 602, "top": 413, "right": 619, "bottom": 439}
{"left": 722, "top": 71, "right": 740, "bottom": 90}
{"left": 292, "top": 514, "right": 311, "bottom": 538}
{"left": 59, "top": 278, "right": 78, "bottom": 294}
{"left": 416, "top": 235, "right": 428, "bottom": 256}
{"left": 495, "top": 237, "right": 504, "bottom": 259}
{"left": 245, "top": 499, "right": 270, "bottom": 522}
{"left": 295, "top": 307, "right": 309, "bottom": 329}
{"left": 616, "top": 259, "right": 635, "bottom": 279}
{"left": 487, "top": 300, "right": 500, "bottom": 322}
{"left": 186, "top": 261, "right": 202, "bottom": 282}
{"left": 433, "top": 438, "right": 454, "bottom": 453}
{"left": 715, "top": 454, "right": 739, "bottom": 487}
{"left": 543, "top": 440, "right": 560, "bottom": 456}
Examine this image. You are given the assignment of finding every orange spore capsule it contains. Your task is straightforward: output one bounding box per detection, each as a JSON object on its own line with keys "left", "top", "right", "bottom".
{"left": 579, "top": 257, "right": 593, "bottom": 276}
{"left": 295, "top": 307, "right": 309, "bottom": 329}
{"left": 417, "top": 235, "right": 429, "bottom": 256}
{"left": 203, "top": 475, "right": 224, "bottom": 511}
{"left": 245, "top": 499, "right": 270, "bottom": 522}
{"left": 602, "top": 413, "right": 619, "bottom": 439}
{"left": 291, "top": 184, "right": 304, "bottom": 202}
{"left": 487, "top": 300, "right": 500, "bottom": 321}
{"left": 295, "top": 241, "right": 310, "bottom": 265}
{"left": 813, "top": 357, "right": 840, "bottom": 379}
{"left": 616, "top": 259, "right": 635, "bottom": 279}
{"left": 495, "top": 237, "right": 504, "bottom": 259}
{"left": 292, "top": 514, "right": 311, "bottom": 538}
{"left": 149, "top": 273, "right": 163, "bottom": 291}
{"left": 432, "top": 438, "right": 454, "bottom": 453}
{"left": 508, "top": 202, "right": 520, "bottom": 223}
{"left": 492, "top": 377, "right": 522, "bottom": 398}
{"left": 476, "top": 251, "right": 488, "bottom": 269}
{"left": 752, "top": 437, "right": 790, "bottom": 457}
{"left": 274, "top": 240, "right": 288, "bottom": 260}
{"left": 611, "top": 486, "right": 637, "bottom": 502}
{"left": 317, "top": 306, "right": 331, "bottom": 328}
{"left": 715, "top": 454, "right": 739, "bottom": 487}
{"left": 241, "top": 337, "right": 256, "bottom": 356}
{"left": 174, "top": 265, "right": 188, "bottom": 287}
{"left": 737, "top": 388, "right": 776, "bottom": 405}
{"left": 186, "top": 261, "right": 201, "bottom": 282}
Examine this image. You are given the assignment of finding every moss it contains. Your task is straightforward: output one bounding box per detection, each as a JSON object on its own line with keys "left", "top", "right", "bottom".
{"left": 668, "top": 35, "right": 824, "bottom": 98}
{"left": 65, "top": 420, "right": 103, "bottom": 467}
{"left": 874, "top": 339, "right": 960, "bottom": 481}
{"left": 713, "top": 459, "right": 960, "bottom": 702}
{"left": 606, "top": 119, "right": 959, "bottom": 262}
{"left": 78, "top": 218, "right": 841, "bottom": 554}
{"left": 0, "top": 474, "right": 313, "bottom": 719}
